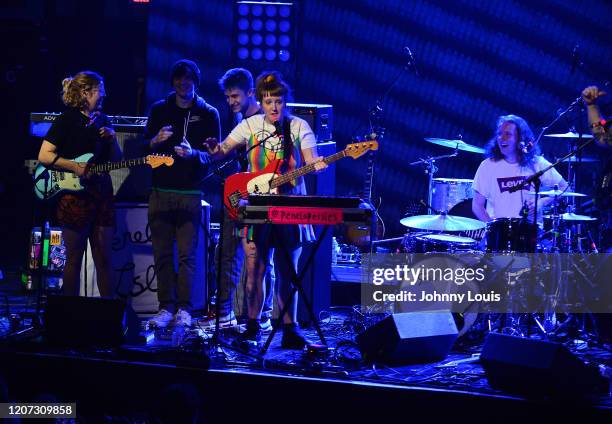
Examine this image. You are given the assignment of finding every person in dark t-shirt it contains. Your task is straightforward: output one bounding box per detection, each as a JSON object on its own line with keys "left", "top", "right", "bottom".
{"left": 38, "top": 71, "right": 121, "bottom": 298}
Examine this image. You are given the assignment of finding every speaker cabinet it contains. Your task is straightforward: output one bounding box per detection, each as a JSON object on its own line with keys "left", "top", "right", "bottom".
{"left": 356, "top": 312, "right": 458, "bottom": 364}
{"left": 110, "top": 124, "right": 151, "bottom": 202}
{"left": 481, "top": 333, "right": 606, "bottom": 396}
{"left": 45, "top": 295, "right": 126, "bottom": 348}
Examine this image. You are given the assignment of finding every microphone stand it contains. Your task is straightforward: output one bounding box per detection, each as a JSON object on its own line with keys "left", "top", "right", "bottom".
{"left": 508, "top": 139, "right": 594, "bottom": 339}
{"left": 11, "top": 166, "right": 53, "bottom": 340}
{"left": 410, "top": 148, "right": 458, "bottom": 214}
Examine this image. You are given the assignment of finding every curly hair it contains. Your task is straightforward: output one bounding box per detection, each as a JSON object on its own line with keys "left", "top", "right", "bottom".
{"left": 254, "top": 71, "right": 292, "bottom": 102}
{"left": 484, "top": 114, "right": 540, "bottom": 166}
{"left": 61, "top": 71, "right": 104, "bottom": 110}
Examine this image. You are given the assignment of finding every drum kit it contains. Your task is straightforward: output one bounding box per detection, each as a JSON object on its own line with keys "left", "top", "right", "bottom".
{"left": 397, "top": 132, "right": 603, "bottom": 339}
{"left": 401, "top": 132, "right": 600, "bottom": 255}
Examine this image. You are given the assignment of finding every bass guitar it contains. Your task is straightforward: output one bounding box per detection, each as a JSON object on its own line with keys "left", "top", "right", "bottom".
{"left": 224, "top": 141, "right": 378, "bottom": 220}
{"left": 34, "top": 153, "right": 174, "bottom": 200}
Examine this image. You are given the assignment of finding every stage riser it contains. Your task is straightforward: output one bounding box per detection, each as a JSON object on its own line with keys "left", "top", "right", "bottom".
{"left": 0, "top": 351, "right": 608, "bottom": 421}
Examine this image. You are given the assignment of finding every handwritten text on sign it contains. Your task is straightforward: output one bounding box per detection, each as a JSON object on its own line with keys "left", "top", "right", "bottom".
{"left": 268, "top": 207, "right": 343, "bottom": 225}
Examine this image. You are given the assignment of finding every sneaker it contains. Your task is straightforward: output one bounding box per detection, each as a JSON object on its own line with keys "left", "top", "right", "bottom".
{"left": 259, "top": 316, "right": 273, "bottom": 333}
{"left": 147, "top": 309, "right": 173, "bottom": 329}
{"left": 174, "top": 309, "right": 192, "bottom": 327}
{"left": 281, "top": 323, "right": 307, "bottom": 349}
{"left": 197, "top": 311, "right": 238, "bottom": 329}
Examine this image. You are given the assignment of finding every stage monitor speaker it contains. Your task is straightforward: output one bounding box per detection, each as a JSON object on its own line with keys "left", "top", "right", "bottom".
{"left": 481, "top": 333, "right": 606, "bottom": 396}
{"left": 44, "top": 295, "right": 126, "bottom": 348}
{"left": 356, "top": 312, "right": 458, "bottom": 364}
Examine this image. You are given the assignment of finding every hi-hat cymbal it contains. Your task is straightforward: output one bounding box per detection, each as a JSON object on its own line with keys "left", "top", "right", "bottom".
{"left": 424, "top": 138, "right": 485, "bottom": 154}
{"left": 400, "top": 214, "right": 486, "bottom": 231}
{"left": 527, "top": 189, "right": 586, "bottom": 197}
{"left": 544, "top": 132, "right": 593, "bottom": 139}
{"left": 543, "top": 213, "right": 597, "bottom": 221}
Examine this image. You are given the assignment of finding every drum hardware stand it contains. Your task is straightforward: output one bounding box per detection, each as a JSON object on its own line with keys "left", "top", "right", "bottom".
{"left": 410, "top": 149, "right": 458, "bottom": 214}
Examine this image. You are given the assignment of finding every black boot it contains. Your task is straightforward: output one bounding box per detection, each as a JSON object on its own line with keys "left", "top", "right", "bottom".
{"left": 281, "top": 323, "right": 307, "bottom": 349}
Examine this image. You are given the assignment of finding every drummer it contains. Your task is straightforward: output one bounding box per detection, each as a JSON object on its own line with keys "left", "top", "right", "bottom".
{"left": 472, "top": 115, "right": 568, "bottom": 223}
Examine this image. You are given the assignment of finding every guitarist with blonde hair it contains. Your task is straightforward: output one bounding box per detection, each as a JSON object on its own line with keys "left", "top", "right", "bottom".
{"left": 205, "top": 71, "right": 327, "bottom": 349}
{"left": 38, "top": 70, "right": 121, "bottom": 298}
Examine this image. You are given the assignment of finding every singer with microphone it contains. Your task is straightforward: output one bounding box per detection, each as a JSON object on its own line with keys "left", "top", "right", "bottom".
{"left": 37, "top": 71, "right": 121, "bottom": 298}
{"left": 472, "top": 114, "right": 567, "bottom": 223}
{"left": 204, "top": 71, "right": 327, "bottom": 349}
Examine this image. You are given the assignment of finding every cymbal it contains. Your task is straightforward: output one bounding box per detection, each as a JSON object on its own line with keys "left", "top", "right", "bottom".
{"left": 424, "top": 138, "right": 485, "bottom": 154}
{"left": 400, "top": 214, "right": 486, "bottom": 231}
{"left": 558, "top": 156, "right": 599, "bottom": 163}
{"left": 544, "top": 213, "right": 597, "bottom": 222}
{"left": 527, "top": 189, "right": 586, "bottom": 197}
{"left": 544, "top": 132, "right": 593, "bottom": 139}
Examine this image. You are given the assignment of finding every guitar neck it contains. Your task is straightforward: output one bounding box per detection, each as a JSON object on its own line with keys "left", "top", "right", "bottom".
{"left": 361, "top": 152, "right": 376, "bottom": 202}
{"left": 90, "top": 157, "right": 147, "bottom": 173}
{"left": 271, "top": 150, "right": 347, "bottom": 188}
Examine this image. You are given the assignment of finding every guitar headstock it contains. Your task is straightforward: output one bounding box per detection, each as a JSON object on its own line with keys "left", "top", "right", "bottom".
{"left": 344, "top": 140, "right": 379, "bottom": 159}
{"left": 146, "top": 154, "right": 175, "bottom": 168}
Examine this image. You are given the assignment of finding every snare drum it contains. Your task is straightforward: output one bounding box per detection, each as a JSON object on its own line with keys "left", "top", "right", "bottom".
{"left": 431, "top": 178, "right": 474, "bottom": 213}
{"left": 486, "top": 218, "right": 537, "bottom": 253}
{"left": 413, "top": 233, "right": 477, "bottom": 253}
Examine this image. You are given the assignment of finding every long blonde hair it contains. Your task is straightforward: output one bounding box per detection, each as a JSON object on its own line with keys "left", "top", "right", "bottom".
{"left": 61, "top": 71, "right": 103, "bottom": 110}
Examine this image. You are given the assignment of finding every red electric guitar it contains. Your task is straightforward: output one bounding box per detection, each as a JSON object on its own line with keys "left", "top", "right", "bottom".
{"left": 224, "top": 141, "right": 378, "bottom": 220}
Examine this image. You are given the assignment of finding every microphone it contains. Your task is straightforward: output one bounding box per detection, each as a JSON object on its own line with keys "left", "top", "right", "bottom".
{"left": 519, "top": 140, "right": 534, "bottom": 154}
{"left": 273, "top": 120, "right": 283, "bottom": 137}
{"left": 403, "top": 46, "right": 419, "bottom": 76}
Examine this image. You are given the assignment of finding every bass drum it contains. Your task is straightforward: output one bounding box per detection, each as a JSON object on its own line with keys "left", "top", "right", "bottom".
{"left": 486, "top": 218, "right": 537, "bottom": 253}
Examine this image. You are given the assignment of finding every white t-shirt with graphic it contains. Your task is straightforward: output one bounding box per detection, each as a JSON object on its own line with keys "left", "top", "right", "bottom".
{"left": 473, "top": 157, "right": 565, "bottom": 219}
{"left": 228, "top": 114, "right": 316, "bottom": 165}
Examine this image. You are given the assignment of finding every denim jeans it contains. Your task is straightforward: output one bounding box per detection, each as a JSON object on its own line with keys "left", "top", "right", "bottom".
{"left": 148, "top": 190, "right": 202, "bottom": 313}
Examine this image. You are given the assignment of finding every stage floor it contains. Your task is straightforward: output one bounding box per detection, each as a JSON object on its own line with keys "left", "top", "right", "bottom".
{"left": 1, "top": 268, "right": 611, "bottom": 422}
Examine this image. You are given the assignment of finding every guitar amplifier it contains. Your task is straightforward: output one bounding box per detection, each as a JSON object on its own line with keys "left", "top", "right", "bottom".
{"left": 288, "top": 103, "right": 333, "bottom": 142}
